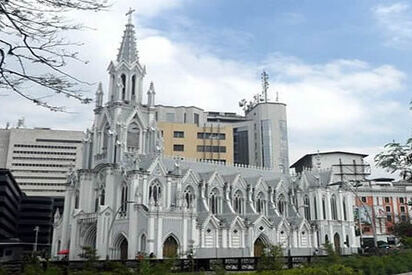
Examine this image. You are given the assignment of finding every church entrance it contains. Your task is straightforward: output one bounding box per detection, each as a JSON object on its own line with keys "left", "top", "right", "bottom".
{"left": 120, "top": 238, "right": 128, "bottom": 260}
{"left": 334, "top": 233, "right": 341, "bottom": 254}
{"left": 254, "top": 236, "right": 266, "bottom": 257}
{"left": 163, "top": 236, "right": 178, "bottom": 258}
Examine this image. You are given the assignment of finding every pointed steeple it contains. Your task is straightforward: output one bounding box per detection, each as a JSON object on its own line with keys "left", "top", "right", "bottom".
{"left": 117, "top": 8, "right": 138, "bottom": 64}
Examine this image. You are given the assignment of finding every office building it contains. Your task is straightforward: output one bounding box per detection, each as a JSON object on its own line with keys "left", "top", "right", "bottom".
{"left": 0, "top": 127, "right": 84, "bottom": 197}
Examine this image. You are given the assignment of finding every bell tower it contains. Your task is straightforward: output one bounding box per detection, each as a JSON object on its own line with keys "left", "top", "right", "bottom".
{"left": 107, "top": 8, "right": 146, "bottom": 105}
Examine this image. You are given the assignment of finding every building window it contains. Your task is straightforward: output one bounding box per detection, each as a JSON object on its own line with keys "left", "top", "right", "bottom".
{"left": 256, "top": 192, "right": 266, "bottom": 215}
{"left": 314, "top": 196, "right": 318, "bottom": 220}
{"left": 100, "top": 189, "right": 105, "bottom": 205}
{"left": 74, "top": 190, "right": 80, "bottom": 209}
{"left": 194, "top": 113, "right": 199, "bottom": 126}
{"left": 331, "top": 195, "right": 338, "bottom": 220}
{"left": 361, "top": 197, "right": 367, "bottom": 203}
{"left": 401, "top": 215, "right": 407, "bottom": 222}
{"left": 400, "top": 197, "right": 405, "bottom": 204}
{"left": 385, "top": 197, "right": 390, "bottom": 203}
{"left": 386, "top": 206, "right": 391, "bottom": 212}
{"left": 278, "top": 194, "right": 286, "bottom": 216}
{"left": 149, "top": 181, "right": 161, "bottom": 205}
{"left": 343, "top": 198, "right": 347, "bottom": 221}
{"left": 184, "top": 187, "right": 194, "bottom": 209}
{"left": 322, "top": 196, "right": 327, "bottom": 220}
{"left": 387, "top": 214, "right": 392, "bottom": 222}
{"left": 197, "top": 145, "right": 226, "bottom": 153}
{"left": 233, "top": 190, "right": 243, "bottom": 214}
{"left": 401, "top": 206, "right": 406, "bottom": 213}
{"left": 197, "top": 132, "right": 226, "bottom": 140}
{"left": 184, "top": 113, "right": 187, "bottom": 123}
{"left": 120, "top": 184, "right": 128, "bottom": 216}
{"left": 173, "top": 131, "right": 184, "bottom": 138}
{"left": 209, "top": 188, "right": 220, "bottom": 214}
{"left": 131, "top": 75, "right": 136, "bottom": 96}
{"left": 173, "top": 144, "right": 184, "bottom": 152}
{"left": 304, "top": 195, "right": 311, "bottom": 220}
{"left": 121, "top": 74, "right": 126, "bottom": 100}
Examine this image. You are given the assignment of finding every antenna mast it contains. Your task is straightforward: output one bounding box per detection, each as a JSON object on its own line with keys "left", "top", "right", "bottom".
{"left": 261, "top": 71, "right": 269, "bottom": 103}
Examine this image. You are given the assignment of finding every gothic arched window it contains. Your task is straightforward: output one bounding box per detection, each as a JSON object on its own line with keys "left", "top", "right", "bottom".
{"left": 233, "top": 190, "right": 244, "bottom": 214}
{"left": 100, "top": 188, "right": 105, "bottom": 206}
{"left": 278, "top": 194, "right": 286, "bottom": 216}
{"left": 209, "top": 188, "right": 220, "bottom": 214}
{"left": 184, "top": 187, "right": 194, "bottom": 209}
{"left": 127, "top": 122, "right": 140, "bottom": 151}
{"left": 322, "top": 196, "right": 327, "bottom": 220}
{"left": 102, "top": 124, "right": 110, "bottom": 152}
{"left": 331, "top": 195, "right": 338, "bottom": 220}
{"left": 256, "top": 192, "right": 265, "bottom": 214}
{"left": 131, "top": 75, "right": 136, "bottom": 97}
{"left": 149, "top": 181, "right": 161, "bottom": 206}
{"left": 343, "top": 197, "right": 347, "bottom": 221}
{"left": 304, "top": 195, "right": 311, "bottom": 220}
{"left": 74, "top": 190, "right": 80, "bottom": 209}
{"left": 313, "top": 196, "right": 318, "bottom": 220}
{"left": 120, "top": 184, "right": 128, "bottom": 215}
{"left": 121, "top": 74, "right": 126, "bottom": 100}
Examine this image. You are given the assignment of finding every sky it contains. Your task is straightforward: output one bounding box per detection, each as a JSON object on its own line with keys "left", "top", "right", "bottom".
{"left": 1, "top": 0, "right": 411, "bottom": 178}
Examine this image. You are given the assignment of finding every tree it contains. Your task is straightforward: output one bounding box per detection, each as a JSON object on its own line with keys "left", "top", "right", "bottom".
{"left": 0, "top": 0, "right": 108, "bottom": 111}
{"left": 375, "top": 138, "right": 412, "bottom": 182}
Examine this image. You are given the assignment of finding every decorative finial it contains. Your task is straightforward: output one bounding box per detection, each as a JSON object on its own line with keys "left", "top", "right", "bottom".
{"left": 261, "top": 71, "right": 269, "bottom": 103}
{"left": 126, "top": 7, "right": 135, "bottom": 24}
{"left": 276, "top": 91, "right": 279, "bottom": 102}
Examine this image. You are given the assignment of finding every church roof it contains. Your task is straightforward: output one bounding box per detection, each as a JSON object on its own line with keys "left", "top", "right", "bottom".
{"left": 117, "top": 19, "right": 138, "bottom": 64}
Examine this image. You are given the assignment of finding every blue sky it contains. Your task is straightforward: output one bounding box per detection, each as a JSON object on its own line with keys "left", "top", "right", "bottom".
{"left": 1, "top": 0, "right": 411, "bottom": 177}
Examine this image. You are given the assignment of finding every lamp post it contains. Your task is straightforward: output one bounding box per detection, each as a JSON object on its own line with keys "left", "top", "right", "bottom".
{"left": 106, "top": 200, "right": 136, "bottom": 260}
{"left": 33, "top": 226, "right": 39, "bottom": 253}
{"left": 329, "top": 180, "right": 378, "bottom": 250}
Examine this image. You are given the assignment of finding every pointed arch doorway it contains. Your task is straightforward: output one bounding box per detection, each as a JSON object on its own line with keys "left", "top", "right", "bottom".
{"left": 254, "top": 236, "right": 267, "bottom": 257}
{"left": 333, "top": 233, "right": 341, "bottom": 254}
{"left": 163, "top": 236, "right": 178, "bottom": 258}
{"left": 120, "top": 238, "right": 128, "bottom": 260}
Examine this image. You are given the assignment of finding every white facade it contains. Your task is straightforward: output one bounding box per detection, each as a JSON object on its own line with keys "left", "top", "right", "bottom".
{"left": 51, "top": 16, "right": 359, "bottom": 260}
{"left": 0, "top": 128, "right": 84, "bottom": 196}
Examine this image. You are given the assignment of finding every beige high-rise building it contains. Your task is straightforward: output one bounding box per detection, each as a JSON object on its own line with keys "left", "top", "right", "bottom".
{"left": 158, "top": 121, "right": 233, "bottom": 163}
{"left": 0, "top": 127, "right": 84, "bottom": 197}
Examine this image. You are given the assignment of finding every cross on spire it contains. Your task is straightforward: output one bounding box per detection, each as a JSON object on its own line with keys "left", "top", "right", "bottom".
{"left": 126, "top": 7, "right": 135, "bottom": 24}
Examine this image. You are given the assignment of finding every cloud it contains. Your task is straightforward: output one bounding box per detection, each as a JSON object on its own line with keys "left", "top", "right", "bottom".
{"left": 373, "top": 2, "right": 412, "bottom": 47}
{"left": 0, "top": 3, "right": 408, "bottom": 179}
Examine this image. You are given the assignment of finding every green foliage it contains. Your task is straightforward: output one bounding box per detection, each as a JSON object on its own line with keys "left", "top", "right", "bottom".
{"left": 257, "top": 245, "right": 284, "bottom": 271}
{"left": 136, "top": 259, "right": 175, "bottom": 275}
{"left": 78, "top": 246, "right": 99, "bottom": 271}
{"left": 375, "top": 138, "right": 412, "bottom": 182}
{"left": 322, "top": 241, "right": 340, "bottom": 265}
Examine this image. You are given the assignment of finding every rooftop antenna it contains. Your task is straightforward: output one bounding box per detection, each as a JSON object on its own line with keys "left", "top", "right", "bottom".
{"left": 126, "top": 7, "right": 135, "bottom": 24}
{"left": 316, "top": 150, "right": 321, "bottom": 170}
{"left": 17, "top": 117, "right": 25, "bottom": 129}
{"left": 261, "top": 71, "right": 269, "bottom": 103}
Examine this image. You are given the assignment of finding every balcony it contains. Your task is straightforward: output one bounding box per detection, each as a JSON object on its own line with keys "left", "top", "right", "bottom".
{"left": 77, "top": 212, "right": 97, "bottom": 223}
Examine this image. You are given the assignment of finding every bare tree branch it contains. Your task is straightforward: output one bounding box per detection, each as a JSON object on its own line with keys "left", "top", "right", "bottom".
{"left": 0, "top": 0, "right": 109, "bottom": 111}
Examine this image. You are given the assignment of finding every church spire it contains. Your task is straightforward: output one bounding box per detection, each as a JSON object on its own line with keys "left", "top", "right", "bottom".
{"left": 117, "top": 8, "right": 138, "bottom": 64}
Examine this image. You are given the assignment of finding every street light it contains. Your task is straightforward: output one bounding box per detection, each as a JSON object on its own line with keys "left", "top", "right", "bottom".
{"left": 329, "top": 180, "right": 378, "bottom": 250}
{"left": 106, "top": 200, "right": 136, "bottom": 260}
{"left": 33, "top": 226, "right": 39, "bottom": 253}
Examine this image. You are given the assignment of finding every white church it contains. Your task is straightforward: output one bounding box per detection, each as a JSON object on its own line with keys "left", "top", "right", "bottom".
{"left": 51, "top": 13, "right": 359, "bottom": 260}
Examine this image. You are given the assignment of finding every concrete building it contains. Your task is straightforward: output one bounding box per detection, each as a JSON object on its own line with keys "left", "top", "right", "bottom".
{"left": 355, "top": 178, "right": 412, "bottom": 245}
{"left": 154, "top": 91, "right": 289, "bottom": 174}
{"left": 51, "top": 15, "right": 359, "bottom": 261}
{"left": 158, "top": 121, "right": 233, "bottom": 164}
{"left": 0, "top": 127, "right": 84, "bottom": 197}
